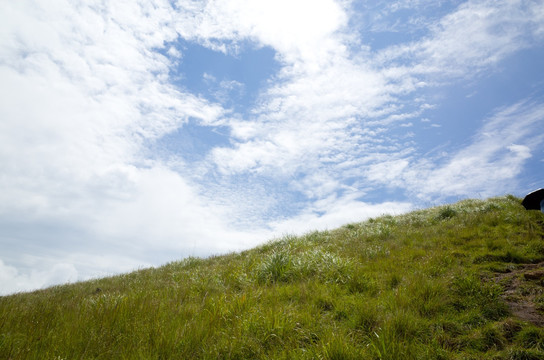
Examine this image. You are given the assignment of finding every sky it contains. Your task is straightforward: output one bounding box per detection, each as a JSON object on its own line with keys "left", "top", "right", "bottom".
{"left": 1, "top": 0, "right": 544, "bottom": 295}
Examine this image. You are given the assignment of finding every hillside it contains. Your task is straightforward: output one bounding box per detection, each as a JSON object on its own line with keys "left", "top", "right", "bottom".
{"left": 1, "top": 196, "right": 544, "bottom": 359}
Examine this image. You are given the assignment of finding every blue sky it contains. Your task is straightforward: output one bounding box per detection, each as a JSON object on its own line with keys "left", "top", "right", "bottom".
{"left": 1, "top": 0, "right": 544, "bottom": 295}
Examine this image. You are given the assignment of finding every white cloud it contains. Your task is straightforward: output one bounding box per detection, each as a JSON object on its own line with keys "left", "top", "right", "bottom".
{"left": 366, "top": 159, "right": 411, "bottom": 185}
{"left": 208, "top": 55, "right": 408, "bottom": 181}
{"left": 508, "top": 144, "right": 532, "bottom": 160}
{"left": 91, "top": 165, "right": 268, "bottom": 252}
{"left": 0, "top": 259, "right": 78, "bottom": 296}
{"left": 175, "top": 0, "right": 348, "bottom": 66}
{"left": 0, "top": 0, "right": 222, "bottom": 203}
{"left": 270, "top": 194, "right": 413, "bottom": 234}
{"left": 402, "top": 101, "right": 544, "bottom": 200}
{"left": 378, "top": 0, "right": 544, "bottom": 77}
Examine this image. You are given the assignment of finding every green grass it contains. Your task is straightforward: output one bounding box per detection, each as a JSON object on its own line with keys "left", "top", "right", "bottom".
{"left": 2, "top": 195, "right": 544, "bottom": 359}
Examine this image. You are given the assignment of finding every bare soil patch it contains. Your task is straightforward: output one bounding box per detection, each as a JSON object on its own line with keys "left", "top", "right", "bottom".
{"left": 493, "top": 262, "right": 544, "bottom": 327}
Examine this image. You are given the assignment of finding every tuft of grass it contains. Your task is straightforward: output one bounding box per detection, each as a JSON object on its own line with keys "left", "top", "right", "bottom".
{"left": 436, "top": 205, "right": 458, "bottom": 220}
{"left": 256, "top": 248, "right": 352, "bottom": 285}
{"left": 257, "top": 250, "right": 293, "bottom": 283}
{"left": 516, "top": 327, "right": 544, "bottom": 351}
{"left": 2, "top": 195, "right": 544, "bottom": 359}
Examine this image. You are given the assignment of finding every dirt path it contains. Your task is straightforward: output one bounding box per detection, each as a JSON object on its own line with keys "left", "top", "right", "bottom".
{"left": 493, "top": 262, "right": 544, "bottom": 327}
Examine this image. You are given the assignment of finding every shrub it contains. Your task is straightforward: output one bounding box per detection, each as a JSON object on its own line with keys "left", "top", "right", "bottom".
{"left": 437, "top": 206, "right": 457, "bottom": 220}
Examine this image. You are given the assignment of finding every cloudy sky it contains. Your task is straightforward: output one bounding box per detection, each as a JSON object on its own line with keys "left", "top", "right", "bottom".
{"left": 1, "top": 0, "right": 544, "bottom": 295}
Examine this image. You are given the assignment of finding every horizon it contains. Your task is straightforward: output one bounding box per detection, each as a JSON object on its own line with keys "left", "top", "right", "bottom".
{"left": 1, "top": 0, "right": 544, "bottom": 295}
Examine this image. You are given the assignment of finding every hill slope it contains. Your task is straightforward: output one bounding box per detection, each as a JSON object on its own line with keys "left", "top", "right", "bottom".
{"left": 1, "top": 196, "right": 544, "bottom": 359}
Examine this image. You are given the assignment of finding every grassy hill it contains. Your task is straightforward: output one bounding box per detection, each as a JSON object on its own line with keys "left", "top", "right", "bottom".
{"left": 1, "top": 195, "right": 544, "bottom": 359}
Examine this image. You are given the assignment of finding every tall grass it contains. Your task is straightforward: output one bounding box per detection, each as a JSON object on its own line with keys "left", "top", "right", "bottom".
{"left": 1, "top": 195, "right": 544, "bottom": 359}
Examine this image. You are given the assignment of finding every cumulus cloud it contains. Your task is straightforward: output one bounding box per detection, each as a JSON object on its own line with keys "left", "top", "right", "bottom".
{"left": 174, "top": 0, "right": 349, "bottom": 65}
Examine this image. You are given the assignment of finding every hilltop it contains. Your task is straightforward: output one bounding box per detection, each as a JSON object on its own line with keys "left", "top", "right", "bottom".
{"left": 1, "top": 196, "right": 544, "bottom": 359}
